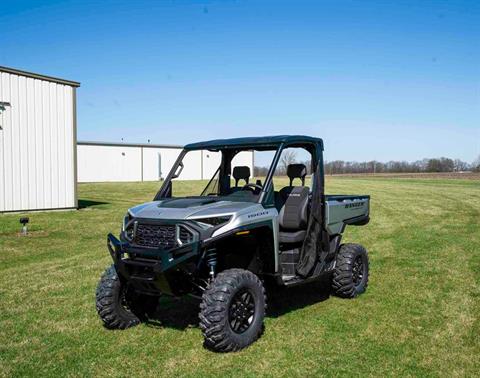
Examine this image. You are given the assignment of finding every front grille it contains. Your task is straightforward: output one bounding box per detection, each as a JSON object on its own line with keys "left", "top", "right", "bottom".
{"left": 132, "top": 223, "right": 194, "bottom": 249}
{"left": 134, "top": 224, "right": 176, "bottom": 249}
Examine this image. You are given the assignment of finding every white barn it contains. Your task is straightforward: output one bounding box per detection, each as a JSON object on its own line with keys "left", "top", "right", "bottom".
{"left": 77, "top": 141, "right": 254, "bottom": 182}
{"left": 0, "top": 66, "right": 80, "bottom": 212}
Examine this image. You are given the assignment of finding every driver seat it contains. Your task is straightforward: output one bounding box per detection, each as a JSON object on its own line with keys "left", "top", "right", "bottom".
{"left": 278, "top": 164, "right": 309, "bottom": 244}
{"left": 230, "top": 166, "right": 250, "bottom": 192}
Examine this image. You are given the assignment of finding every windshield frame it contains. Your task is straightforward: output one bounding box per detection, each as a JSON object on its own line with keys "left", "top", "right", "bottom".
{"left": 154, "top": 145, "right": 284, "bottom": 204}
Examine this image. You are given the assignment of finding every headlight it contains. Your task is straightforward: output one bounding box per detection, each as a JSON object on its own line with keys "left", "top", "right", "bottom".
{"left": 122, "top": 212, "right": 132, "bottom": 231}
{"left": 122, "top": 212, "right": 135, "bottom": 241}
{"left": 194, "top": 215, "right": 232, "bottom": 227}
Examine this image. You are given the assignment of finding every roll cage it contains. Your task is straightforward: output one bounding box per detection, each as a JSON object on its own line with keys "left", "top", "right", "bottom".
{"left": 154, "top": 135, "right": 325, "bottom": 206}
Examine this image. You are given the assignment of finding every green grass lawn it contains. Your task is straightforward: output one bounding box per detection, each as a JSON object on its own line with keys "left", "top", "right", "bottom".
{"left": 1, "top": 178, "right": 479, "bottom": 377}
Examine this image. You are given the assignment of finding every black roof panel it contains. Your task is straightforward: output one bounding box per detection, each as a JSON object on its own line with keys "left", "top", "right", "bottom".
{"left": 184, "top": 135, "right": 323, "bottom": 151}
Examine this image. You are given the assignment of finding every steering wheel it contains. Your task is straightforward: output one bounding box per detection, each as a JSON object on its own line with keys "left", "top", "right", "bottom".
{"left": 241, "top": 183, "right": 263, "bottom": 193}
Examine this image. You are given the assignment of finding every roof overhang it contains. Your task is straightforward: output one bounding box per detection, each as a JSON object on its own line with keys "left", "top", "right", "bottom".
{"left": 0, "top": 66, "right": 80, "bottom": 87}
{"left": 78, "top": 140, "right": 182, "bottom": 149}
{"left": 184, "top": 135, "right": 323, "bottom": 151}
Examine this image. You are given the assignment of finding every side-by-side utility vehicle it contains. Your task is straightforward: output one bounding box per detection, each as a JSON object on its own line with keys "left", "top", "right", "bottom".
{"left": 96, "top": 135, "right": 370, "bottom": 352}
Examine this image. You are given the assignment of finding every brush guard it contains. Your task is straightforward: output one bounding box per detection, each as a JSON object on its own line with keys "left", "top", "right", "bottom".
{"left": 107, "top": 233, "right": 200, "bottom": 296}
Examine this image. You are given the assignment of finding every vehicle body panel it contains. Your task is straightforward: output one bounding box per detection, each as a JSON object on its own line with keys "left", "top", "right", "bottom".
{"left": 325, "top": 195, "right": 370, "bottom": 234}
{"left": 128, "top": 198, "right": 257, "bottom": 220}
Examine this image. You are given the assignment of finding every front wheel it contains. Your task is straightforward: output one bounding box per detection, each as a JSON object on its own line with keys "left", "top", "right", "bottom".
{"left": 199, "top": 269, "right": 266, "bottom": 352}
{"left": 96, "top": 265, "right": 157, "bottom": 329}
{"left": 332, "top": 243, "right": 369, "bottom": 298}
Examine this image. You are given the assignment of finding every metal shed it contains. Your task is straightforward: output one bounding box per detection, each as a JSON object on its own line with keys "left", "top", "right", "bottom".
{"left": 77, "top": 141, "right": 183, "bottom": 182}
{"left": 77, "top": 141, "right": 254, "bottom": 182}
{"left": 0, "top": 66, "right": 80, "bottom": 212}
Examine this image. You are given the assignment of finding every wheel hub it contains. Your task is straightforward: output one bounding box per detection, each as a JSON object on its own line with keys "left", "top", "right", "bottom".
{"left": 352, "top": 255, "right": 364, "bottom": 286}
{"left": 229, "top": 289, "right": 255, "bottom": 334}
{"left": 119, "top": 286, "right": 135, "bottom": 314}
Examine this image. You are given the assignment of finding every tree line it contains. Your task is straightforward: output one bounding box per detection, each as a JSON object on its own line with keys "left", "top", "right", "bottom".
{"left": 254, "top": 155, "right": 480, "bottom": 176}
{"left": 323, "top": 157, "right": 479, "bottom": 174}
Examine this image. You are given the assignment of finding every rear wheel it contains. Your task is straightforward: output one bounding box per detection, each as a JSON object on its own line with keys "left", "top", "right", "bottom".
{"left": 199, "top": 269, "right": 266, "bottom": 352}
{"left": 96, "top": 265, "right": 157, "bottom": 329}
{"left": 332, "top": 243, "right": 369, "bottom": 298}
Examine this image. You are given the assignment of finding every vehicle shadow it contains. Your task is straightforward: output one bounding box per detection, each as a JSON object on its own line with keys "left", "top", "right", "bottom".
{"left": 78, "top": 199, "right": 109, "bottom": 208}
{"left": 266, "top": 277, "right": 332, "bottom": 318}
{"left": 144, "top": 277, "right": 332, "bottom": 330}
{"left": 145, "top": 296, "right": 201, "bottom": 330}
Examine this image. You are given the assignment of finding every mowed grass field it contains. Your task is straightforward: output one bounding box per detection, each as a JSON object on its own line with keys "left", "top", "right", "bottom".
{"left": 1, "top": 177, "right": 479, "bottom": 377}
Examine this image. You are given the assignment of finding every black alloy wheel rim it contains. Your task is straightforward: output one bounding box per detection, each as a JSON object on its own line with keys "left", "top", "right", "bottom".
{"left": 119, "top": 287, "right": 133, "bottom": 314}
{"left": 352, "top": 255, "right": 364, "bottom": 286}
{"left": 229, "top": 289, "right": 255, "bottom": 334}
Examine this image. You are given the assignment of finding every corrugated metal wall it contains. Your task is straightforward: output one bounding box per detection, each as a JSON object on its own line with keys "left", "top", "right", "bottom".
{"left": 77, "top": 145, "right": 143, "bottom": 182}
{"left": 0, "top": 71, "right": 76, "bottom": 212}
{"left": 77, "top": 144, "right": 254, "bottom": 182}
{"left": 142, "top": 147, "right": 182, "bottom": 181}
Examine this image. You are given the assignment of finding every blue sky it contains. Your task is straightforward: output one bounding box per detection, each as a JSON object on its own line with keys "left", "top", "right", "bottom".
{"left": 2, "top": 0, "right": 479, "bottom": 163}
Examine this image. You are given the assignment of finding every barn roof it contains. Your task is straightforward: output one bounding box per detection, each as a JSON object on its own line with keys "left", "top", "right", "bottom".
{"left": 0, "top": 66, "right": 80, "bottom": 87}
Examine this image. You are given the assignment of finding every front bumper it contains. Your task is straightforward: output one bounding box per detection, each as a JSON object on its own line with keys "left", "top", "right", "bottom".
{"left": 107, "top": 233, "right": 200, "bottom": 295}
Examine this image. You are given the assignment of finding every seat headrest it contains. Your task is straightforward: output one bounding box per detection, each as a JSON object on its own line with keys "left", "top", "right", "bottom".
{"left": 232, "top": 166, "right": 250, "bottom": 186}
{"left": 287, "top": 164, "right": 307, "bottom": 186}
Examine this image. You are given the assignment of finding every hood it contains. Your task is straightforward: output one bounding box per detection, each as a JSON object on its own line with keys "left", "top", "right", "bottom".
{"left": 128, "top": 198, "right": 257, "bottom": 220}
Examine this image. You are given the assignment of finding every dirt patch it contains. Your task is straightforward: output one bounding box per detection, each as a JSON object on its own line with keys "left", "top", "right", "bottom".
{"left": 13, "top": 230, "right": 50, "bottom": 238}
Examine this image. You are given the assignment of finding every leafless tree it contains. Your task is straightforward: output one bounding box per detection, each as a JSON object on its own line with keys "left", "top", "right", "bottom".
{"left": 473, "top": 155, "right": 480, "bottom": 172}
{"left": 279, "top": 150, "right": 297, "bottom": 175}
{"left": 454, "top": 159, "right": 469, "bottom": 172}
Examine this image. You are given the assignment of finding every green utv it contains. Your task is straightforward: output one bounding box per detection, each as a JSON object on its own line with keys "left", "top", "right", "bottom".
{"left": 96, "top": 135, "right": 370, "bottom": 352}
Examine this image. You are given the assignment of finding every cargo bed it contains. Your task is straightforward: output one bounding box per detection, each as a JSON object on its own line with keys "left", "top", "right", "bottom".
{"left": 325, "top": 194, "right": 370, "bottom": 234}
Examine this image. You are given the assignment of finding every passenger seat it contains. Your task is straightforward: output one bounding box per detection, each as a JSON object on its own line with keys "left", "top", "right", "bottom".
{"left": 278, "top": 164, "right": 309, "bottom": 244}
